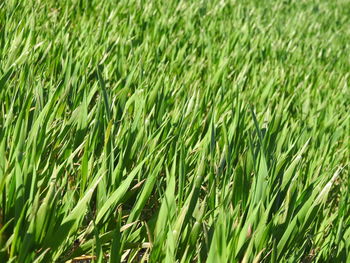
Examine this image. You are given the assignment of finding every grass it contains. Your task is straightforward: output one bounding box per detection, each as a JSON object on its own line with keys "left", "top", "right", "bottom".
{"left": 0, "top": 0, "right": 349, "bottom": 262}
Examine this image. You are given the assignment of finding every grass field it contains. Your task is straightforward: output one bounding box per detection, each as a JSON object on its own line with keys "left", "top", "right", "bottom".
{"left": 1, "top": 0, "right": 350, "bottom": 262}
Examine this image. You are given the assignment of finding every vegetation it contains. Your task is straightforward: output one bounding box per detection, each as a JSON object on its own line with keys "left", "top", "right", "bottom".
{"left": 0, "top": 0, "right": 349, "bottom": 262}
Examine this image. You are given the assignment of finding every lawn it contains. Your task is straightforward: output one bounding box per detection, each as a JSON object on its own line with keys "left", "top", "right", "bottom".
{"left": 0, "top": 0, "right": 349, "bottom": 262}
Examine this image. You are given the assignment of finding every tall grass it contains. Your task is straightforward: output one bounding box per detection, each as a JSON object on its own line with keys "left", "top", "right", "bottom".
{"left": 0, "top": 0, "right": 349, "bottom": 262}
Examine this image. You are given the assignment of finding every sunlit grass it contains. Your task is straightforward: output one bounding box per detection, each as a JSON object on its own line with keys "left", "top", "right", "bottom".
{"left": 0, "top": 0, "right": 349, "bottom": 262}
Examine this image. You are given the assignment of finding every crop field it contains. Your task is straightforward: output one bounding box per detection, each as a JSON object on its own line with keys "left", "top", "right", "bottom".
{"left": 0, "top": 0, "right": 350, "bottom": 262}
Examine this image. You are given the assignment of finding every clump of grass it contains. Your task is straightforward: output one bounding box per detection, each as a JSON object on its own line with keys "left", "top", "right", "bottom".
{"left": 0, "top": 0, "right": 349, "bottom": 262}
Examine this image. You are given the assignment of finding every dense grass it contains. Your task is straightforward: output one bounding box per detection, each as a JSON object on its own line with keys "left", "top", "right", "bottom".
{"left": 1, "top": 0, "right": 349, "bottom": 262}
